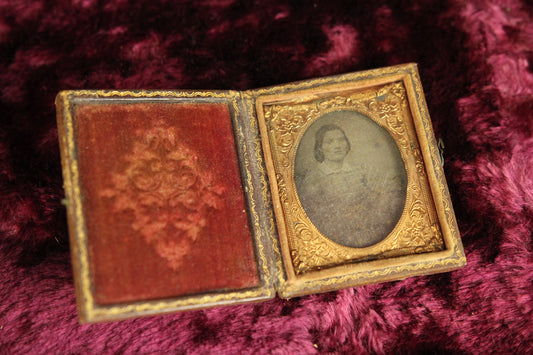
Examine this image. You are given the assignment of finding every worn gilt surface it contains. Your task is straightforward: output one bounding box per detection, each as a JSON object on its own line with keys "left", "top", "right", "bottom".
{"left": 57, "top": 90, "right": 274, "bottom": 322}
{"left": 263, "top": 82, "right": 444, "bottom": 274}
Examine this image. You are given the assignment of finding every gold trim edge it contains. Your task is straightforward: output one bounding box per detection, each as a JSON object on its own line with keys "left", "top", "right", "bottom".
{"left": 56, "top": 90, "right": 276, "bottom": 323}
{"left": 251, "top": 64, "right": 465, "bottom": 297}
{"left": 56, "top": 64, "right": 466, "bottom": 319}
{"left": 239, "top": 91, "right": 288, "bottom": 290}
{"left": 230, "top": 96, "right": 271, "bottom": 287}
{"left": 405, "top": 67, "right": 466, "bottom": 263}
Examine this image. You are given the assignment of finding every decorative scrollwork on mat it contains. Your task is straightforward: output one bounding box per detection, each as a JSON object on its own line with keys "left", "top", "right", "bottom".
{"left": 263, "top": 81, "right": 444, "bottom": 274}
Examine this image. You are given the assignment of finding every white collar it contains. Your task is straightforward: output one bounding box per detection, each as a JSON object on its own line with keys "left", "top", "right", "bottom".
{"left": 318, "top": 162, "right": 355, "bottom": 176}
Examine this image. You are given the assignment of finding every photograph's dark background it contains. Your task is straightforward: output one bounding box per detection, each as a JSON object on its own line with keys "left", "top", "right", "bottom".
{"left": 1, "top": 0, "right": 531, "bottom": 353}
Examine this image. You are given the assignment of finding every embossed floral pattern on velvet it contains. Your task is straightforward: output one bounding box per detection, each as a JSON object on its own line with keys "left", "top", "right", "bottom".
{"left": 102, "top": 126, "right": 225, "bottom": 270}
{"left": 1, "top": 0, "right": 532, "bottom": 353}
{"left": 72, "top": 102, "right": 259, "bottom": 305}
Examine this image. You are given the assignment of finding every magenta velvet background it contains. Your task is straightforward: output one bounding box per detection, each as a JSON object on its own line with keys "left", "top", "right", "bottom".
{"left": 0, "top": 0, "right": 531, "bottom": 353}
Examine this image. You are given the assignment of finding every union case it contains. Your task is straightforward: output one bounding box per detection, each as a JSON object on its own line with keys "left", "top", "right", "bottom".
{"left": 56, "top": 63, "right": 465, "bottom": 322}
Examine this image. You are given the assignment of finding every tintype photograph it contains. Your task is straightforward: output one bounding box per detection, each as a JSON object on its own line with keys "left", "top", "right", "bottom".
{"left": 294, "top": 110, "right": 407, "bottom": 249}
{"left": 256, "top": 66, "right": 463, "bottom": 284}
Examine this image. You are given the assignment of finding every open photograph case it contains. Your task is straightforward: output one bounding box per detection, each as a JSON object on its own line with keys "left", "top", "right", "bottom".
{"left": 56, "top": 63, "right": 466, "bottom": 323}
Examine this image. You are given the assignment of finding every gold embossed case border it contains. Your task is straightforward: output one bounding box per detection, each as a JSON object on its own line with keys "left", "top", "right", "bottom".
{"left": 57, "top": 64, "right": 466, "bottom": 322}
{"left": 56, "top": 90, "right": 279, "bottom": 323}
{"left": 252, "top": 63, "right": 466, "bottom": 297}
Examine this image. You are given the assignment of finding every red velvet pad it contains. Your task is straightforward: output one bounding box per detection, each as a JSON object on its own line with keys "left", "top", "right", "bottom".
{"left": 74, "top": 102, "right": 259, "bottom": 305}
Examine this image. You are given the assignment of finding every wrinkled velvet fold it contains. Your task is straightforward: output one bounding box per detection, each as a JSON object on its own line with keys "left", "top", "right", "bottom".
{"left": 0, "top": 0, "right": 531, "bottom": 353}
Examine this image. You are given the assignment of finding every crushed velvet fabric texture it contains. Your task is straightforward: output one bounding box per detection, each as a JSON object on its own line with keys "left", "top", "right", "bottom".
{"left": 0, "top": 0, "right": 532, "bottom": 353}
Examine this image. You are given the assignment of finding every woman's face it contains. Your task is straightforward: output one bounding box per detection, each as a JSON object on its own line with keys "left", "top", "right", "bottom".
{"left": 321, "top": 129, "right": 349, "bottom": 162}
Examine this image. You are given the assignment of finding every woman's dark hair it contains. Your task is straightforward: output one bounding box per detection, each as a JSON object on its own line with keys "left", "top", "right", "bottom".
{"left": 313, "top": 124, "right": 351, "bottom": 162}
